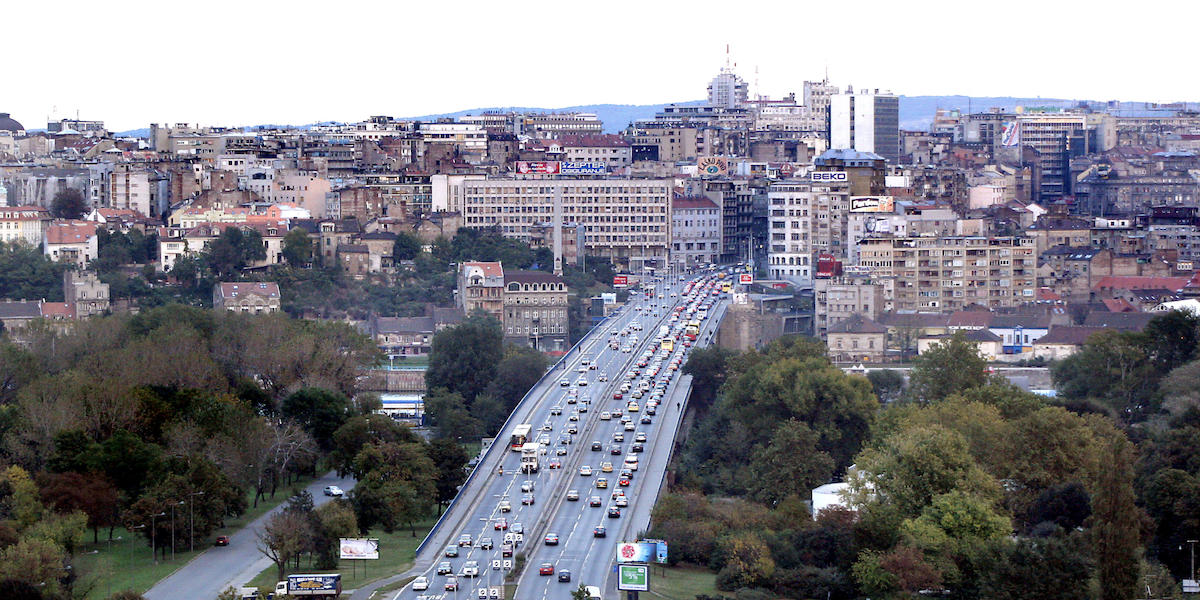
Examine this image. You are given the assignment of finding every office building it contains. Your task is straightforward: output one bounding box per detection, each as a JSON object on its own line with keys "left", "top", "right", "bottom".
{"left": 830, "top": 89, "right": 900, "bottom": 163}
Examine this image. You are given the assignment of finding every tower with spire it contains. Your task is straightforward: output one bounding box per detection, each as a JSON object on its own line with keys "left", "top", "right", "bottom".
{"left": 706, "top": 45, "right": 748, "bottom": 109}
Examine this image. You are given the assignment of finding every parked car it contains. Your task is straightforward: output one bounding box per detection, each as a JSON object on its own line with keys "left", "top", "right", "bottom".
{"left": 323, "top": 486, "right": 344, "bottom": 497}
{"left": 214, "top": 535, "right": 229, "bottom": 546}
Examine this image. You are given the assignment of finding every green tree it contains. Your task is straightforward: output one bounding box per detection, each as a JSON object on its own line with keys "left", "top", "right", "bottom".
{"left": 1092, "top": 427, "right": 1142, "bottom": 600}
{"left": 1052, "top": 330, "right": 1154, "bottom": 419}
{"left": 0, "top": 538, "right": 66, "bottom": 597}
{"left": 422, "top": 388, "right": 481, "bottom": 441}
{"left": 867, "top": 369, "right": 906, "bottom": 403}
{"left": 427, "top": 438, "right": 469, "bottom": 514}
{"left": 310, "top": 499, "right": 357, "bottom": 569}
{"left": 425, "top": 313, "right": 503, "bottom": 405}
{"left": 327, "top": 414, "right": 417, "bottom": 477}
{"left": 281, "top": 388, "right": 352, "bottom": 452}
{"left": 50, "top": 188, "right": 88, "bottom": 220}
{"left": 392, "top": 232, "right": 422, "bottom": 262}
{"left": 482, "top": 345, "right": 549, "bottom": 421}
{"left": 281, "top": 228, "right": 314, "bottom": 267}
{"left": 681, "top": 346, "right": 736, "bottom": 414}
{"left": 0, "top": 241, "right": 69, "bottom": 300}
{"left": 203, "top": 227, "right": 267, "bottom": 278}
{"left": 746, "top": 420, "right": 834, "bottom": 506}
{"left": 908, "top": 331, "right": 991, "bottom": 403}
{"left": 715, "top": 531, "right": 776, "bottom": 590}
{"left": 256, "top": 509, "right": 312, "bottom": 582}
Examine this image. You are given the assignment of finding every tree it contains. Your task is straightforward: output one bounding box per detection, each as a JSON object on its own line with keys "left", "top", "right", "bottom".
{"left": 392, "top": 232, "right": 422, "bottom": 262}
{"left": 422, "top": 388, "right": 481, "bottom": 441}
{"left": 867, "top": 369, "right": 906, "bottom": 403}
{"left": 746, "top": 420, "right": 834, "bottom": 506}
{"left": 907, "top": 331, "right": 991, "bottom": 403}
{"left": 1092, "top": 427, "right": 1142, "bottom": 600}
{"left": 350, "top": 441, "right": 436, "bottom": 535}
{"left": 1052, "top": 330, "right": 1155, "bottom": 420}
{"left": 425, "top": 314, "right": 503, "bottom": 405}
{"left": 483, "top": 345, "right": 549, "bottom": 417}
{"left": 38, "top": 472, "right": 121, "bottom": 543}
{"left": 51, "top": 188, "right": 88, "bottom": 220}
{"left": 0, "top": 539, "right": 66, "bottom": 597}
{"left": 427, "top": 438, "right": 469, "bottom": 514}
{"left": 281, "top": 228, "right": 314, "bottom": 267}
{"left": 310, "top": 499, "right": 357, "bottom": 569}
{"left": 328, "top": 414, "right": 416, "bottom": 477}
{"left": 715, "top": 531, "right": 776, "bottom": 590}
{"left": 203, "top": 227, "right": 267, "bottom": 278}
{"left": 281, "top": 388, "right": 352, "bottom": 452}
{"left": 257, "top": 510, "right": 312, "bottom": 582}
{"left": 681, "top": 346, "right": 736, "bottom": 415}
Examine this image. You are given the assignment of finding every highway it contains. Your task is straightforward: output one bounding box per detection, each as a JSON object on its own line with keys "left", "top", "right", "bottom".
{"left": 380, "top": 272, "right": 729, "bottom": 600}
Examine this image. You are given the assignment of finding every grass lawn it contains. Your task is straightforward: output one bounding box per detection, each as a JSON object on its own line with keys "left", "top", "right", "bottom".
{"left": 70, "top": 475, "right": 314, "bottom": 597}
{"left": 244, "top": 516, "right": 437, "bottom": 594}
{"left": 648, "top": 565, "right": 718, "bottom": 600}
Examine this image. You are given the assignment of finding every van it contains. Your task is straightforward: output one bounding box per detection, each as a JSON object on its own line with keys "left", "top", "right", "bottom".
{"left": 585, "top": 585, "right": 602, "bottom": 600}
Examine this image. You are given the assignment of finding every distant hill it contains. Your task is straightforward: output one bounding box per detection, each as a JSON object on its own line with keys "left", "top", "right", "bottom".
{"left": 115, "top": 96, "right": 1180, "bottom": 138}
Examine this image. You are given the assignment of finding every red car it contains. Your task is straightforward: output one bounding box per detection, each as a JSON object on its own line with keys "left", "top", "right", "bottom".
{"left": 619, "top": 477, "right": 631, "bottom": 487}
{"left": 613, "top": 392, "right": 623, "bottom": 400}
{"left": 539, "top": 563, "right": 555, "bottom": 576}
{"left": 494, "top": 519, "right": 508, "bottom": 530}
{"left": 214, "top": 535, "right": 229, "bottom": 546}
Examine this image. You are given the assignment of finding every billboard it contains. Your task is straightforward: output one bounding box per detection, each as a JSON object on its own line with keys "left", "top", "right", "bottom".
{"left": 698, "top": 157, "right": 728, "bottom": 177}
{"left": 340, "top": 538, "right": 379, "bottom": 560}
{"left": 1000, "top": 121, "right": 1020, "bottom": 147}
{"left": 601, "top": 293, "right": 617, "bottom": 305}
{"left": 739, "top": 273, "right": 753, "bottom": 284}
{"left": 642, "top": 538, "right": 669, "bottom": 564}
{"left": 516, "top": 161, "right": 560, "bottom": 174}
{"left": 850, "top": 196, "right": 894, "bottom": 213}
{"left": 613, "top": 275, "right": 628, "bottom": 287}
{"left": 811, "top": 171, "right": 848, "bottom": 182}
{"left": 616, "top": 542, "right": 657, "bottom": 563}
{"left": 617, "top": 565, "right": 649, "bottom": 592}
{"left": 560, "top": 162, "right": 607, "bottom": 175}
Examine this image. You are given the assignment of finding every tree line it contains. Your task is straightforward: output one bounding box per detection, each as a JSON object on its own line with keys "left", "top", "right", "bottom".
{"left": 655, "top": 319, "right": 1199, "bottom": 600}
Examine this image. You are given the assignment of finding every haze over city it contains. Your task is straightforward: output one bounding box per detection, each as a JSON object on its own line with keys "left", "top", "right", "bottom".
{"left": 9, "top": 0, "right": 1199, "bottom": 131}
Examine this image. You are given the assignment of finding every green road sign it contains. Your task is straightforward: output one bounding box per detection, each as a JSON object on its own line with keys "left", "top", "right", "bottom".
{"left": 618, "top": 564, "right": 648, "bottom": 591}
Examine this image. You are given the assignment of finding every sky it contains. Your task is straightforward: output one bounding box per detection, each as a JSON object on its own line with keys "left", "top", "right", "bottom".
{"left": 7, "top": 0, "right": 1198, "bottom": 133}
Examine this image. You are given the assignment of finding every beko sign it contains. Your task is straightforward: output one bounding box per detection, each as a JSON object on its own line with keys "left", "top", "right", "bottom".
{"left": 811, "top": 171, "right": 848, "bottom": 182}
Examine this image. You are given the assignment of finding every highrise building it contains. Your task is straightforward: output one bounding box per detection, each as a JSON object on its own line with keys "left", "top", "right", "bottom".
{"left": 707, "top": 67, "right": 748, "bottom": 110}
{"left": 829, "top": 89, "right": 900, "bottom": 163}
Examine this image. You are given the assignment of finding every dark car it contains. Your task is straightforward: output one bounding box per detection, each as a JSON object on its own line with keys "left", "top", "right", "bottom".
{"left": 214, "top": 535, "right": 229, "bottom": 546}
{"left": 607, "top": 506, "right": 621, "bottom": 518}
{"left": 641, "top": 416, "right": 653, "bottom": 424}
{"left": 591, "top": 441, "right": 603, "bottom": 451}
{"left": 610, "top": 445, "right": 623, "bottom": 455}
{"left": 593, "top": 526, "right": 607, "bottom": 538}
{"left": 558, "top": 570, "right": 572, "bottom": 583}
{"left": 631, "top": 443, "right": 644, "bottom": 453}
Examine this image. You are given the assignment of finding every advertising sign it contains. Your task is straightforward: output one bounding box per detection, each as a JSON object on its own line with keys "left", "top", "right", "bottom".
{"left": 850, "top": 196, "right": 895, "bottom": 213}
{"left": 560, "top": 162, "right": 607, "bottom": 175}
{"left": 616, "top": 542, "right": 657, "bottom": 563}
{"left": 811, "top": 171, "right": 848, "bottom": 182}
{"left": 516, "top": 161, "right": 560, "bottom": 175}
{"left": 340, "top": 538, "right": 379, "bottom": 560}
{"left": 612, "top": 275, "right": 628, "bottom": 287}
{"left": 739, "top": 273, "right": 753, "bottom": 284}
{"left": 601, "top": 293, "right": 617, "bottom": 305}
{"left": 698, "top": 157, "right": 728, "bottom": 177}
{"left": 642, "top": 538, "right": 669, "bottom": 564}
{"left": 1000, "top": 121, "right": 1020, "bottom": 147}
{"left": 617, "top": 565, "right": 649, "bottom": 592}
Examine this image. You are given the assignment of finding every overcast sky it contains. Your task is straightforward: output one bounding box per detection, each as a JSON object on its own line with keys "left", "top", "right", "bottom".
{"left": 7, "top": 0, "right": 1195, "bottom": 132}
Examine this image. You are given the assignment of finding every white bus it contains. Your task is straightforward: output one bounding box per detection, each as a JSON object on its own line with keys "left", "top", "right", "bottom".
{"left": 510, "top": 424, "right": 532, "bottom": 451}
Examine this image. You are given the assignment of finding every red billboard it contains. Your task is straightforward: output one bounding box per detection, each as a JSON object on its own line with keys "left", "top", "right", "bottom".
{"left": 613, "top": 276, "right": 628, "bottom": 287}
{"left": 739, "top": 273, "right": 753, "bottom": 284}
{"left": 516, "top": 161, "right": 560, "bottom": 174}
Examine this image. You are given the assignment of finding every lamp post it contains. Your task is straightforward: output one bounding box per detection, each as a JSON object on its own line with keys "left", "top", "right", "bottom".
{"left": 1190, "top": 539, "right": 1198, "bottom": 582}
{"left": 128, "top": 525, "right": 144, "bottom": 582}
{"left": 150, "top": 511, "right": 166, "bottom": 564}
{"left": 189, "top": 491, "right": 204, "bottom": 553}
{"left": 171, "top": 501, "right": 184, "bottom": 562}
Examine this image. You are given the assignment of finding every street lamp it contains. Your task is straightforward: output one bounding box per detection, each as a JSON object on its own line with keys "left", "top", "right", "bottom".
{"left": 150, "top": 511, "right": 166, "bottom": 564}
{"left": 128, "top": 525, "right": 144, "bottom": 581}
{"left": 171, "top": 501, "right": 185, "bottom": 562}
{"left": 1189, "top": 539, "right": 1198, "bottom": 582}
{"left": 189, "top": 491, "right": 204, "bottom": 553}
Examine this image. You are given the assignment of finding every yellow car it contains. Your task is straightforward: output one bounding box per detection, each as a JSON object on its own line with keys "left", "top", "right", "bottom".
{"left": 600, "top": 462, "right": 613, "bottom": 473}
{"left": 596, "top": 477, "right": 609, "bottom": 489}
{"left": 627, "top": 402, "right": 640, "bottom": 413}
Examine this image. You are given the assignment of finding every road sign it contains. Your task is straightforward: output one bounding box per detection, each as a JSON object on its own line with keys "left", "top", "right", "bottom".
{"left": 492, "top": 560, "right": 501, "bottom": 570}
{"left": 503, "top": 559, "right": 512, "bottom": 569}
{"left": 617, "top": 564, "right": 649, "bottom": 591}
{"left": 739, "top": 273, "right": 752, "bottom": 284}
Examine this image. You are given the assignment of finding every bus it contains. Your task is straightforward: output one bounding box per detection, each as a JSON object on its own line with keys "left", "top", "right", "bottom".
{"left": 661, "top": 339, "right": 674, "bottom": 352}
{"left": 684, "top": 321, "right": 700, "bottom": 340}
{"left": 510, "top": 424, "right": 532, "bottom": 451}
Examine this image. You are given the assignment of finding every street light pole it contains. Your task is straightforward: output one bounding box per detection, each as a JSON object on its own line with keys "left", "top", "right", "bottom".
{"left": 189, "top": 491, "right": 204, "bottom": 553}
{"left": 1190, "top": 539, "right": 1198, "bottom": 582}
{"left": 171, "top": 501, "right": 184, "bottom": 562}
{"left": 128, "top": 525, "right": 144, "bottom": 582}
{"left": 150, "top": 511, "right": 166, "bottom": 564}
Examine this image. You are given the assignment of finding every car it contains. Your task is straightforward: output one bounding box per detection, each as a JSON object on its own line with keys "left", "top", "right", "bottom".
{"left": 612, "top": 432, "right": 625, "bottom": 442}
{"left": 324, "top": 485, "right": 344, "bottom": 497}
{"left": 598, "top": 373, "right": 608, "bottom": 381}
{"left": 619, "top": 476, "right": 631, "bottom": 487}
{"left": 608, "top": 506, "right": 621, "bottom": 518}
{"left": 521, "top": 480, "right": 535, "bottom": 492}
{"left": 596, "top": 477, "right": 608, "bottom": 489}
{"left": 635, "top": 432, "right": 647, "bottom": 442}
{"left": 613, "top": 391, "right": 624, "bottom": 399}
{"left": 600, "top": 411, "right": 612, "bottom": 420}
{"left": 511, "top": 523, "right": 524, "bottom": 534}
{"left": 445, "top": 577, "right": 459, "bottom": 591}
{"left": 438, "top": 562, "right": 453, "bottom": 575}
{"left": 567, "top": 489, "right": 580, "bottom": 501}
{"left": 641, "top": 416, "right": 653, "bottom": 424}
{"left": 499, "top": 500, "right": 511, "bottom": 512}
{"left": 627, "top": 402, "right": 640, "bottom": 412}
{"left": 580, "top": 465, "right": 593, "bottom": 476}
{"left": 214, "top": 535, "right": 229, "bottom": 546}
{"left": 567, "top": 424, "right": 579, "bottom": 434}
{"left": 645, "top": 406, "right": 656, "bottom": 416}
{"left": 600, "top": 461, "right": 614, "bottom": 472}
{"left": 566, "top": 395, "right": 577, "bottom": 404}
{"left": 632, "top": 443, "right": 644, "bottom": 453}
{"left": 578, "top": 404, "right": 588, "bottom": 413}
{"left": 624, "top": 422, "right": 636, "bottom": 431}
{"left": 445, "top": 545, "right": 459, "bottom": 557}
{"left": 556, "top": 446, "right": 567, "bottom": 456}
{"left": 550, "top": 406, "right": 562, "bottom": 415}
{"left": 479, "top": 537, "right": 494, "bottom": 550}
{"left": 542, "top": 422, "right": 553, "bottom": 431}
{"left": 545, "top": 533, "right": 559, "bottom": 545}
{"left": 569, "top": 412, "right": 579, "bottom": 421}
{"left": 591, "top": 441, "right": 603, "bottom": 451}
{"left": 501, "top": 543, "right": 513, "bottom": 557}
{"left": 458, "top": 533, "right": 473, "bottom": 546}
{"left": 494, "top": 518, "right": 508, "bottom": 530}
{"left": 538, "top": 434, "right": 551, "bottom": 445}
{"left": 593, "top": 526, "right": 607, "bottom": 538}
{"left": 522, "top": 493, "right": 535, "bottom": 505}
{"left": 560, "top": 379, "right": 570, "bottom": 387}
{"left": 610, "top": 445, "right": 623, "bottom": 455}
{"left": 460, "top": 561, "right": 479, "bottom": 577}
{"left": 615, "top": 495, "right": 628, "bottom": 507}
{"left": 548, "top": 458, "right": 562, "bottom": 469}
{"left": 620, "top": 468, "right": 633, "bottom": 479}
{"left": 559, "top": 434, "right": 572, "bottom": 445}
{"left": 589, "top": 496, "right": 603, "bottom": 507}
{"left": 539, "top": 563, "right": 555, "bottom": 576}
{"left": 558, "top": 570, "right": 572, "bottom": 583}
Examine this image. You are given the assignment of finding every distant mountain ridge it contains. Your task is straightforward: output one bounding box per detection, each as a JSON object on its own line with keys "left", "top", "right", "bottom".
{"left": 115, "top": 96, "right": 1178, "bottom": 138}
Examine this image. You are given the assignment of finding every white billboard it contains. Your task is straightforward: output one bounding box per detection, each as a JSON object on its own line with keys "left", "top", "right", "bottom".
{"left": 811, "top": 171, "right": 847, "bottom": 182}
{"left": 340, "top": 538, "right": 379, "bottom": 560}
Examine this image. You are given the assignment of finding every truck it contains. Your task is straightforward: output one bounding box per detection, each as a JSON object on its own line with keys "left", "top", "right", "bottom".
{"left": 520, "top": 442, "right": 540, "bottom": 473}
{"left": 274, "top": 574, "right": 342, "bottom": 597}
{"left": 658, "top": 325, "right": 670, "bottom": 338}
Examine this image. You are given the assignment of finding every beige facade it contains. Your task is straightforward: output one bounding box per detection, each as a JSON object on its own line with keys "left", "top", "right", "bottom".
{"left": 766, "top": 179, "right": 852, "bottom": 286}
{"left": 814, "top": 277, "right": 883, "bottom": 339}
{"left": 213, "top": 282, "right": 281, "bottom": 313}
{"left": 503, "top": 271, "right": 569, "bottom": 352}
{"left": 0, "top": 205, "right": 51, "bottom": 245}
{"left": 457, "top": 262, "right": 504, "bottom": 320}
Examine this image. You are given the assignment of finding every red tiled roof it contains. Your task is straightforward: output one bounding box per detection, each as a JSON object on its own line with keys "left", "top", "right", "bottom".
{"left": 1092, "top": 276, "right": 1190, "bottom": 292}
{"left": 947, "top": 311, "right": 993, "bottom": 329}
{"left": 1102, "top": 298, "right": 1137, "bottom": 313}
{"left": 463, "top": 261, "right": 503, "bottom": 277}
{"left": 46, "top": 222, "right": 97, "bottom": 245}
{"left": 672, "top": 197, "right": 719, "bottom": 210}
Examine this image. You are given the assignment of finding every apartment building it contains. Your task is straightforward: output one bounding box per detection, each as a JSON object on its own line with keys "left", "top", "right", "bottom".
{"left": 559, "top": 135, "right": 630, "bottom": 166}
{"left": 457, "top": 262, "right": 505, "bottom": 320}
{"left": 503, "top": 270, "right": 569, "bottom": 352}
{"left": 858, "top": 235, "right": 1037, "bottom": 311}
{"left": 814, "top": 276, "right": 883, "bottom": 339}
{"left": 460, "top": 178, "right": 673, "bottom": 270}
{"left": 765, "top": 178, "right": 852, "bottom": 286}
{"left": 671, "top": 196, "right": 722, "bottom": 268}
{"left": 0, "top": 205, "right": 52, "bottom": 245}
{"left": 830, "top": 89, "right": 901, "bottom": 163}
{"left": 521, "top": 113, "right": 603, "bottom": 138}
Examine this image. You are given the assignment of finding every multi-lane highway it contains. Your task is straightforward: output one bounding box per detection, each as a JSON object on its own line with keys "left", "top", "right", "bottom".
{"left": 382, "top": 272, "right": 729, "bottom": 600}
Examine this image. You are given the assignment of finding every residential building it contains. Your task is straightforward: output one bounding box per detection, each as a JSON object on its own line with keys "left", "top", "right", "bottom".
{"left": 213, "top": 282, "right": 281, "bottom": 313}
{"left": 457, "top": 262, "right": 504, "bottom": 320}
{"left": 826, "top": 314, "right": 887, "bottom": 362}
{"left": 0, "top": 205, "right": 51, "bottom": 245}
{"left": 671, "top": 196, "right": 721, "bottom": 268}
{"left": 337, "top": 244, "right": 370, "bottom": 278}
{"left": 814, "top": 276, "right": 883, "bottom": 339}
{"left": 766, "top": 177, "right": 852, "bottom": 286}
{"left": 503, "top": 270, "right": 569, "bottom": 352}
{"left": 44, "top": 221, "right": 98, "bottom": 268}
{"left": 520, "top": 113, "right": 603, "bottom": 139}
{"left": 829, "top": 89, "right": 900, "bottom": 162}
{"left": 1032, "top": 326, "right": 1106, "bottom": 360}
{"left": 63, "top": 270, "right": 109, "bottom": 317}
{"left": 559, "top": 135, "right": 630, "bottom": 167}
{"left": 918, "top": 328, "right": 1003, "bottom": 360}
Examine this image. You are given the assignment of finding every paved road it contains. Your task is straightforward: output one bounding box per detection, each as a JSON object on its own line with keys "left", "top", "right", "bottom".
{"left": 144, "top": 472, "right": 356, "bottom": 600}
{"left": 362, "top": 273, "right": 729, "bottom": 600}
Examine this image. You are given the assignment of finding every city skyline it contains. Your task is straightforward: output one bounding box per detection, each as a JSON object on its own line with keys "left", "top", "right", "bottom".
{"left": 9, "top": 0, "right": 1199, "bottom": 132}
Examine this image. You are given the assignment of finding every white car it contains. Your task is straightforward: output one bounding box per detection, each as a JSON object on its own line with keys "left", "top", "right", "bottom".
{"left": 323, "top": 486, "right": 344, "bottom": 497}
{"left": 412, "top": 577, "right": 429, "bottom": 591}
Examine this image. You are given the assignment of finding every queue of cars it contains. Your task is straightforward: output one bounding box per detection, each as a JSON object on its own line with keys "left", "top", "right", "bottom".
{"left": 411, "top": 272, "right": 724, "bottom": 600}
